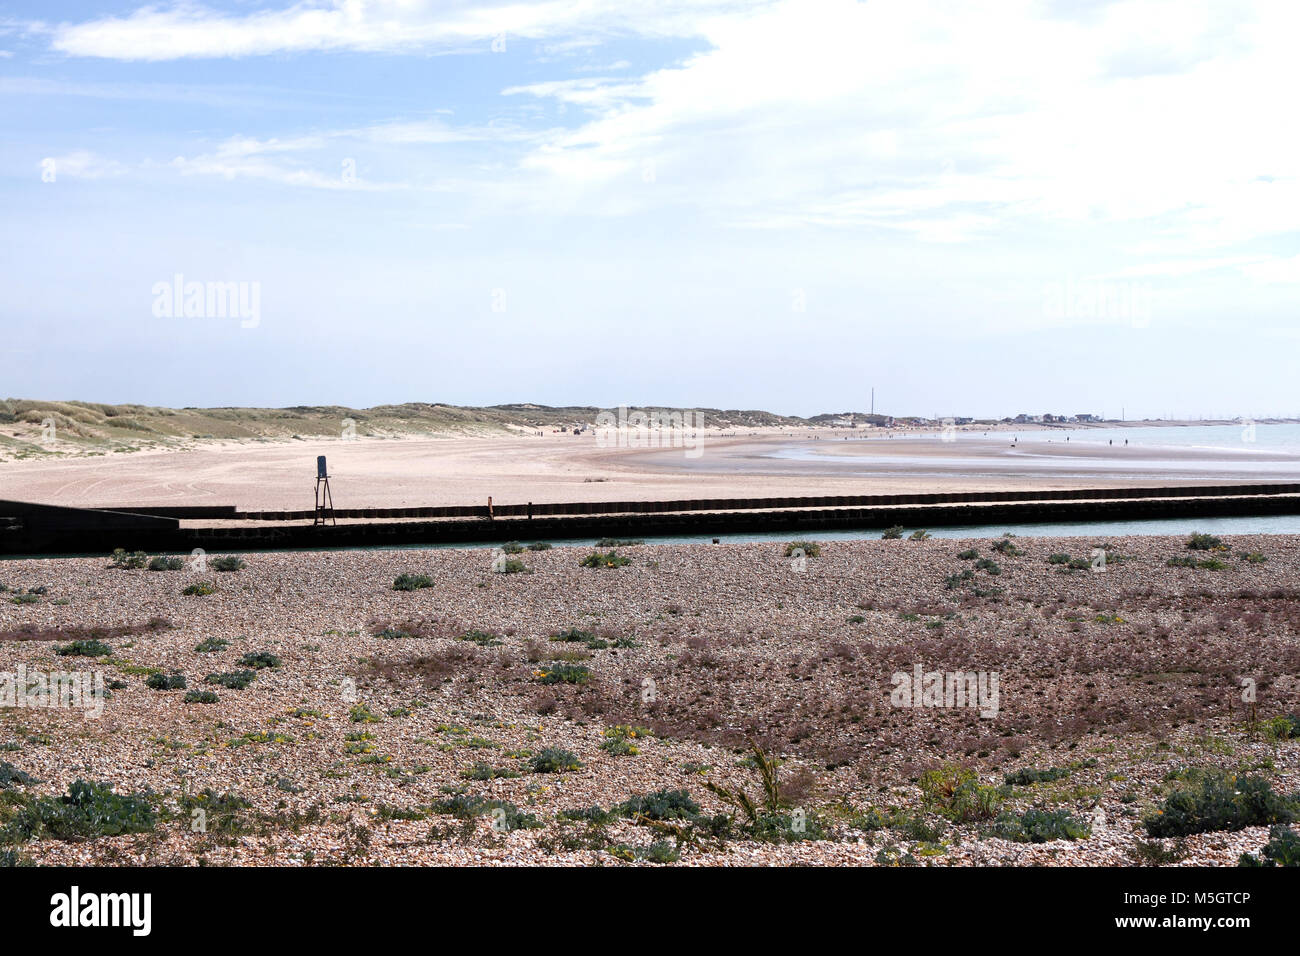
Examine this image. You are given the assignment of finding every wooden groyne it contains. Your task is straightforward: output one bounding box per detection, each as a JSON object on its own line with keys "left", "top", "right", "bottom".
{"left": 4, "top": 484, "right": 1300, "bottom": 556}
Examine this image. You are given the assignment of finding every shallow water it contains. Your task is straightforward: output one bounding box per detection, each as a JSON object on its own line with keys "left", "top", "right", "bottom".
{"left": 335, "top": 512, "right": 1300, "bottom": 552}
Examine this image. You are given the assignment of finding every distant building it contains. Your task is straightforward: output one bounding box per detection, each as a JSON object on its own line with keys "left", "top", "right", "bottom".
{"left": 1075, "top": 413, "right": 1099, "bottom": 423}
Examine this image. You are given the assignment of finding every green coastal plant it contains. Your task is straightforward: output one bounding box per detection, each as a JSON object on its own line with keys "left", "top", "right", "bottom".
{"left": 392, "top": 573, "right": 433, "bottom": 591}
{"left": 580, "top": 551, "right": 632, "bottom": 568}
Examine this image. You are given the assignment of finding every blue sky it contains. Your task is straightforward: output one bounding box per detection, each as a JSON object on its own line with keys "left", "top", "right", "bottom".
{"left": 2, "top": 0, "right": 1299, "bottom": 419}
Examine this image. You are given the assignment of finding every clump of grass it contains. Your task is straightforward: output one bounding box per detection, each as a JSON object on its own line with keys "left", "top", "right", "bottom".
{"left": 600, "top": 725, "right": 651, "bottom": 756}
{"left": 527, "top": 541, "right": 552, "bottom": 551}
{"left": 1240, "top": 551, "right": 1268, "bottom": 564}
{"left": 607, "top": 840, "right": 680, "bottom": 863}
{"left": 1167, "top": 556, "right": 1229, "bottom": 570}
{"left": 460, "top": 762, "right": 521, "bottom": 781}
{"left": 974, "top": 558, "right": 1002, "bottom": 576}
{"left": 550, "top": 627, "right": 627, "bottom": 649}
{"left": 615, "top": 789, "right": 701, "bottom": 821}
{"left": 534, "top": 662, "right": 592, "bottom": 685}
{"left": 991, "top": 809, "right": 1091, "bottom": 843}
{"left": 580, "top": 551, "right": 632, "bottom": 568}
{"left": 1047, "top": 553, "right": 1071, "bottom": 565}
{"left": 6, "top": 780, "right": 156, "bottom": 841}
{"left": 1128, "top": 837, "right": 1189, "bottom": 865}
{"left": 211, "top": 555, "right": 246, "bottom": 572}
{"left": 990, "top": 538, "right": 1022, "bottom": 556}
{"left": 918, "top": 765, "right": 1003, "bottom": 822}
{"left": 783, "top": 541, "right": 821, "bottom": 557}
{"left": 909, "top": 529, "right": 931, "bottom": 541}
{"left": 0, "top": 761, "right": 37, "bottom": 789}
{"left": 492, "top": 557, "right": 529, "bottom": 574}
{"left": 349, "top": 703, "right": 381, "bottom": 723}
{"left": 1004, "top": 766, "right": 1072, "bottom": 786}
{"left": 182, "top": 582, "right": 217, "bottom": 596}
{"left": 1239, "top": 825, "right": 1300, "bottom": 867}
{"left": 702, "top": 742, "right": 826, "bottom": 842}
{"left": 194, "top": 636, "right": 229, "bottom": 653}
{"left": 55, "top": 639, "right": 113, "bottom": 657}
{"left": 204, "top": 670, "right": 256, "bottom": 690}
{"left": 459, "top": 630, "right": 503, "bottom": 647}
{"left": 148, "top": 555, "right": 185, "bottom": 571}
{"left": 392, "top": 573, "right": 433, "bottom": 591}
{"left": 108, "top": 549, "right": 149, "bottom": 569}
{"left": 429, "top": 793, "right": 542, "bottom": 830}
{"left": 1187, "top": 532, "right": 1224, "bottom": 551}
{"left": 183, "top": 690, "right": 219, "bottom": 704}
{"left": 237, "top": 651, "right": 281, "bottom": 670}
{"left": 529, "top": 748, "right": 583, "bottom": 773}
{"left": 144, "top": 672, "right": 187, "bottom": 690}
{"left": 1145, "top": 770, "right": 1295, "bottom": 838}
{"left": 944, "top": 570, "right": 974, "bottom": 589}
{"left": 598, "top": 538, "right": 643, "bottom": 547}
{"left": 500, "top": 541, "right": 525, "bottom": 554}
{"left": 1256, "top": 715, "right": 1300, "bottom": 741}
{"left": 880, "top": 526, "right": 904, "bottom": 540}
{"left": 956, "top": 548, "right": 980, "bottom": 560}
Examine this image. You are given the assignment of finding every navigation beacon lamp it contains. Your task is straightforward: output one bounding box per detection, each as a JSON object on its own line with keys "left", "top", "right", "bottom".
{"left": 314, "top": 455, "right": 336, "bottom": 527}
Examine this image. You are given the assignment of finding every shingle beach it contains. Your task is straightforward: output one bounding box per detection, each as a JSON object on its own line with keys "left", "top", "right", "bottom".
{"left": 2, "top": 533, "right": 1298, "bottom": 866}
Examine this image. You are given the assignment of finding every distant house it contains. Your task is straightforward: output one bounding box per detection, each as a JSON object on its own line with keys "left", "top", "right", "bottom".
{"left": 1075, "top": 413, "right": 1099, "bottom": 423}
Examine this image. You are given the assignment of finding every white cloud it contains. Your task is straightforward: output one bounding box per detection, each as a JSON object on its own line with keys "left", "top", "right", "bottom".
{"left": 48, "top": 0, "right": 743, "bottom": 61}
{"left": 39, "top": 150, "right": 124, "bottom": 180}
{"left": 1241, "top": 255, "right": 1300, "bottom": 283}
{"left": 497, "top": 0, "right": 1300, "bottom": 253}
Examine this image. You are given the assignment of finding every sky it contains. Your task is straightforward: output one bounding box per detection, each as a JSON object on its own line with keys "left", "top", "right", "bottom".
{"left": 1, "top": 0, "right": 1298, "bottom": 420}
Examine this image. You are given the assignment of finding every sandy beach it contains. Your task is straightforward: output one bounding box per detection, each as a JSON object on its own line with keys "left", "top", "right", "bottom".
{"left": 1, "top": 532, "right": 1297, "bottom": 866}
{"left": 3, "top": 428, "right": 1299, "bottom": 513}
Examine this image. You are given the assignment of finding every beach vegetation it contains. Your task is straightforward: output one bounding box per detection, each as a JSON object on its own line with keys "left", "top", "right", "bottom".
{"left": 237, "top": 651, "right": 281, "bottom": 669}
{"left": 1144, "top": 771, "right": 1295, "bottom": 837}
{"left": 991, "top": 809, "right": 1091, "bottom": 843}
{"left": 55, "top": 639, "right": 113, "bottom": 657}
{"left": 204, "top": 670, "right": 256, "bottom": 690}
{"left": 580, "top": 551, "right": 631, "bottom": 568}
{"left": 534, "top": 662, "right": 592, "bottom": 685}
{"left": 529, "top": 747, "right": 582, "bottom": 773}
{"left": 784, "top": 540, "right": 821, "bottom": 557}
{"left": 1239, "top": 825, "right": 1300, "bottom": 867}
{"left": 144, "top": 672, "right": 187, "bottom": 690}
{"left": 5, "top": 780, "right": 156, "bottom": 842}
{"left": 392, "top": 573, "right": 433, "bottom": 591}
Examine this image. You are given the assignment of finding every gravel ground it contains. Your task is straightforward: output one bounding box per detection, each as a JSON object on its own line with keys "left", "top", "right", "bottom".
{"left": 1, "top": 532, "right": 1297, "bottom": 866}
